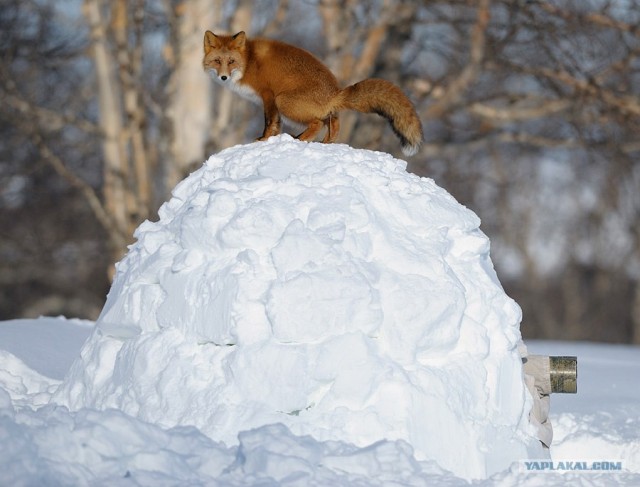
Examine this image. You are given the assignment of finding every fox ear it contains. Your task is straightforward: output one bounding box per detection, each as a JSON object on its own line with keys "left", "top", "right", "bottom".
{"left": 230, "top": 31, "right": 247, "bottom": 49}
{"left": 203, "top": 30, "right": 220, "bottom": 54}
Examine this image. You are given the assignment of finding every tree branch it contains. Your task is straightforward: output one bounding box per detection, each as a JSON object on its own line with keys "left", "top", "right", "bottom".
{"left": 469, "top": 98, "right": 571, "bottom": 123}
{"left": 505, "top": 62, "right": 640, "bottom": 118}
{"left": 425, "top": 0, "right": 491, "bottom": 120}
{"left": 30, "top": 130, "right": 128, "bottom": 252}
{"left": 2, "top": 89, "right": 101, "bottom": 135}
{"left": 538, "top": 2, "right": 640, "bottom": 37}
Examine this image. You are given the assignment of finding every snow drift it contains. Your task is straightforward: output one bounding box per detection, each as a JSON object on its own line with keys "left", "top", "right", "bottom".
{"left": 55, "top": 135, "right": 544, "bottom": 479}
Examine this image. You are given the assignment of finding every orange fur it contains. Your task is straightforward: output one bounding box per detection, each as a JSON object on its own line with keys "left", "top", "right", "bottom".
{"left": 203, "top": 31, "right": 423, "bottom": 156}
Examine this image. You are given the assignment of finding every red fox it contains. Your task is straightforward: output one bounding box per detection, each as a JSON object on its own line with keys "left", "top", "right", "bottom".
{"left": 202, "top": 31, "right": 423, "bottom": 156}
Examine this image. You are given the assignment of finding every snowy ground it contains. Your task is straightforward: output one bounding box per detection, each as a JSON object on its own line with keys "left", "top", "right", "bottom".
{"left": 0, "top": 316, "right": 638, "bottom": 485}
{"left": 53, "top": 137, "right": 545, "bottom": 481}
{"left": 2, "top": 139, "right": 638, "bottom": 485}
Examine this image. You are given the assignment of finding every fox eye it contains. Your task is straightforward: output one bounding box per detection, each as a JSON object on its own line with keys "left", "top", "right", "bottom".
{"left": 228, "top": 59, "right": 235, "bottom": 65}
{"left": 214, "top": 58, "right": 221, "bottom": 65}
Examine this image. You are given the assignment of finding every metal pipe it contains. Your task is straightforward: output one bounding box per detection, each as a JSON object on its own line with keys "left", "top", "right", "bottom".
{"left": 549, "top": 356, "right": 577, "bottom": 394}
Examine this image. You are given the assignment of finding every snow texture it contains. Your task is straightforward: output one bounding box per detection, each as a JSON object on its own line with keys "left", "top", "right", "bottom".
{"left": 4, "top": 137, "right": 636, "bottom": 485}
{"left": 2, "top": 319, "right": 639, "bottom": 485}
{"left": 53, "top": 135, "right": 541, "bottom": 479}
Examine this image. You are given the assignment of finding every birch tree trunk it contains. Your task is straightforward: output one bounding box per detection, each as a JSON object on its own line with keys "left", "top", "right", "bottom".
{"left": 165, "top": 0, "right": 219, "bottom": 189}
{"left": 83, "top": 0, "right": 129, "bottom": 262}
{"left": 111, "top": 0, "right": 150, "bottom": 223}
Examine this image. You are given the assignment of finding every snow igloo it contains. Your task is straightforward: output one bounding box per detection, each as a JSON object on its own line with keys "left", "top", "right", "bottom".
{"left": 56, "top": 135, "right": 544, "bottom": 479}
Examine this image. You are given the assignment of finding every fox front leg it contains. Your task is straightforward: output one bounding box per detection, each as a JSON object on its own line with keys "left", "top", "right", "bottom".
{"left": 257, "top": 91, "right": 282, "bottom": 141}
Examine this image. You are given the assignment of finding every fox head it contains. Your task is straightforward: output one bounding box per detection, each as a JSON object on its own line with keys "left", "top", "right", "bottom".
{"left": 202, "top": 31, "right": 247, "bottom": 83}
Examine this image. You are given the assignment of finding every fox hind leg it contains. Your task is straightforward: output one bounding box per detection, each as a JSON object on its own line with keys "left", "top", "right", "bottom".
{"left": 296, "top": 119, "right": 324, "bottom": 141}
{"left": 322, "top": 113, "right": 339, "bottom": 143}
{"left": 275, "top": 89, "right": 338, "bottom": 143}
{"left": 294, "top": 115, "right": 339, "bottom": 143}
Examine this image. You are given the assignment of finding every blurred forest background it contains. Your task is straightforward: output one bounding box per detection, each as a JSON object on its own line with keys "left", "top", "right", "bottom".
{"left": 1, "top": 0, "right": 639, "bottom": 343}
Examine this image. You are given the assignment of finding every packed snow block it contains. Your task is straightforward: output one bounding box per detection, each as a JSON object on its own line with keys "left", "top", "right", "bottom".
{"left": 56, "top": 135, "right": 545, "bottom": 479}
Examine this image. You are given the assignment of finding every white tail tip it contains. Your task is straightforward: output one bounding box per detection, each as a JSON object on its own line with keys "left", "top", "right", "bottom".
{"left": 402, "top": 143, "right": 420, "bottom": 157}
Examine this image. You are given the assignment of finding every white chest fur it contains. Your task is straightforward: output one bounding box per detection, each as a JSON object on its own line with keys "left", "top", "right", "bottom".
{"left": 210, "top": 71, "right": 261, "bottom": 105}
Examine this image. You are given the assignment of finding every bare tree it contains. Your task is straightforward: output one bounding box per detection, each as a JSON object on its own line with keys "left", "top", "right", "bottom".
{"left": 164, "top": 0, "right": 218, "bottom": 188}
{"left": 398, "top": 0, "right": 640, "bottom": 343}
{"left": 1, "top": 0, "right": 639, "bottom": 343}
{"left": 82, "top": 0, "right": 156, "bottom": 266}
{"left": 0, "top": 0, "right": 111, "bottom": 319}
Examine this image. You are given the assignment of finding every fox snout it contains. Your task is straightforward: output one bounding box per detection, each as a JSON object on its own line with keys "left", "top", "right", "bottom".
{"left": 210, "top": 71, "right": 232, "bottom": 83}
{"left": 208, "top": 65, "right": 239, "bottom": 83}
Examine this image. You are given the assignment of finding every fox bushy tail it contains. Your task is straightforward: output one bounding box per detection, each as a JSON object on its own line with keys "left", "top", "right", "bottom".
{"left": 334, "top": 79, "right": 423, "bottom": 156}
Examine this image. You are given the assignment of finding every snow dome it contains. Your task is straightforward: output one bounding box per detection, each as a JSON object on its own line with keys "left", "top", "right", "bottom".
{"left": 56, "top": 135, "right": 544, "bottom": 479}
